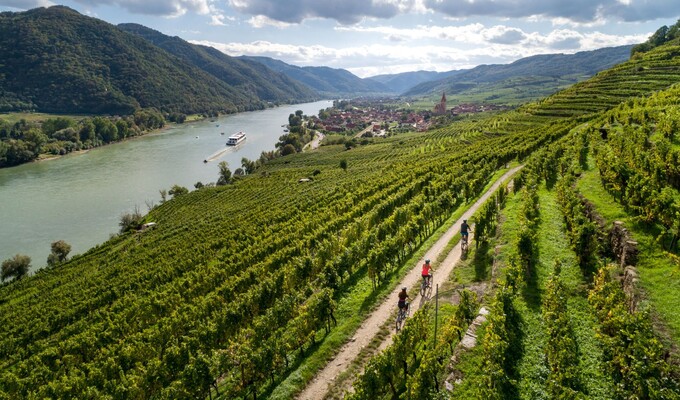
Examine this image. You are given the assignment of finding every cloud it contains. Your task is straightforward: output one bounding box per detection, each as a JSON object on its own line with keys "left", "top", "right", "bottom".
{"left": 210, "top": 14, "right": 226, "bottom": 25}
{"left": 0, "top": 0, "right": 53, "bottom": 8}
{"left": 247, "top": 14, "right": 293, "bottom": 28}
{"left": 336, "top": 23, "right": 489, "bottom": 43}
{"left": 338, "top": 22, "right": 646, "bottom": 49}
{"left": 423, "top": 0, "right": 680, "bottom": 23}
{"left": 484, "top": 26, "right": 527, "bottom": 45}
{"left": 70, "top": 0, "right": 212, "bottom": 17}
{"left": 228, "top": 0, "right": 416, "bottom": 25}
{"left": 190, "top": 20, "right": 648, "bottom": 78}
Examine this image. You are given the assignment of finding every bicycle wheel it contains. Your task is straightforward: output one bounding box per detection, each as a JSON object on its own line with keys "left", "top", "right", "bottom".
{"left": 395, "top": 311, "right": 403, "bottom": 331}
{"left": 420, "top": 280, "right": 426, "bottom": 296}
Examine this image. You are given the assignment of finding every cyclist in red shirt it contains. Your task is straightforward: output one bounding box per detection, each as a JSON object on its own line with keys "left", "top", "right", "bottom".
{"left": 421, "top": 259, "right": 433, "bottom": 288}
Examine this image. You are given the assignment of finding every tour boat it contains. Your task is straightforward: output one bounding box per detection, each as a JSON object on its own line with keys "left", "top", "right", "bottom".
{"left": 226, "top": 131, "right": 246, "bottom": 146}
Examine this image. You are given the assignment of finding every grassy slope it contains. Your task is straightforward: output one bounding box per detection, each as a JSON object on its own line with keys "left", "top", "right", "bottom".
{"left": 577, "top": 157, "right": 680, "bottom": 347}
{"left": 452, "top": 184, "right": 616, "bottom": 399}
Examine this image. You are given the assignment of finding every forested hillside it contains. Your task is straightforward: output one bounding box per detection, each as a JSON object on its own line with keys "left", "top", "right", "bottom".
{"left": 0, "top": 6, "right": 311, "bottom": 115}
{"left": 2, "top": 20, "right": 680, "bottom": 400}
{"left": 367, "top": 70, "right": 463, "bottom": 94}
{"left": 240, "top": 56, "right": 391, "bottom": 96}
{"left": 117, "top": 24, "right": 317, "bottom": 105}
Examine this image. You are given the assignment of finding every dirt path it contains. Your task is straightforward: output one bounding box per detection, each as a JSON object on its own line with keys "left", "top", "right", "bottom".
{"left": 304, "top": 130, "right": 325, "bottom": 151}
{"left": 296, "top": 166, "right": 522, "bottom": 400}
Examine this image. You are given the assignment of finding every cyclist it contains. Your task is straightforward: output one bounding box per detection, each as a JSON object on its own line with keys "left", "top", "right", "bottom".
{"left": 398, "top": 287, "right": 410, "bottom": 311}
{"left": 421, "top": 259, "right": 433, "bottom": 288}
{"left": 461, "top": 219, "right": 470, "bottom": 243}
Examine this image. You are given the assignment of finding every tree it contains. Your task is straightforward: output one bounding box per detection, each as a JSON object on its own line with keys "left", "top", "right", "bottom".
{"left": 2, "top": 254, "right": 31, "bottom": 281}
{"left": 217, "top": 161, "right": 232, "bottom": 186}
{"left": 47, "top": 240, "right": 71, "bottom": 267}
{"left": 281, "top": 144, "right": 296, "bottom": 156}
{"left": 169, "top": 185, "right": 189, "bottom": 197}
{"left": 119, "top": 207, "right": 143, "bottom": 233}
{"left": 339, "top": 159, "right": 348, "bottom": 171}
{"left": 241, "top": 157, "right": 256, "bottom": 174}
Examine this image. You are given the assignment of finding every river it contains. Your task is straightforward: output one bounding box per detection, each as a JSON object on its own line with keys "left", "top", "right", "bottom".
{"left": 0, "top": 100, "right": 332, "bottom": 272}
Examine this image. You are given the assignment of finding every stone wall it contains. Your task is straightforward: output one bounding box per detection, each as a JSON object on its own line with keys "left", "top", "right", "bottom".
{"left": 609, "top": 221, "right": 640, "bottom": 312}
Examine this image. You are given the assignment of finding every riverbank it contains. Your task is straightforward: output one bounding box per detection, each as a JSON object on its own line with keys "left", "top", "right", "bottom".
{"left": 0, "top": 100, "right": 333, "bottom": 272}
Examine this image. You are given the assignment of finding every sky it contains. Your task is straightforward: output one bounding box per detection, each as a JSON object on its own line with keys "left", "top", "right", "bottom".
{"left": 1, "top": 1, "right": 679, "bottom": 78}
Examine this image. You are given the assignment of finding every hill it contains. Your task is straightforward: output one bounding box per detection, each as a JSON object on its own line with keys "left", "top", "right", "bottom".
{"left": 1, "top": 23, "right": 680, "bottom": 400}
{"left": 0, "top": 6, "right": 310, "bottom": 115}
{"left": 367, "top": 70, "right": 463, "bottom": 94}
{"left": 240, "top": 56, "right": 391, "bottom": 96}
{"left": 403, "top": 45, "right": 633, "bottom": 104}
{"left": 117, "top": 24, "right": 317, "bottom": 105}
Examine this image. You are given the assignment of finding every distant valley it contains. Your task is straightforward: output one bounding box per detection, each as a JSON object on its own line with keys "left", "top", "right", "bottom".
{"left": 0, "top": 6, "right": 634, "bottom": 116}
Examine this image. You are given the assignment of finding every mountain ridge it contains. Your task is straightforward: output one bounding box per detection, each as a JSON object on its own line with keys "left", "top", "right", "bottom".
{"left": 402, "top": 45, "right": 634, "bottom": 100}
{"left": 240, "top": 55, "right": 392, "bottom": 96}
{"left": 0, "top": 6, "right": 314, "bottom": 115}
{"left": 117, "top": 23, "right": 318, "bottom": 105}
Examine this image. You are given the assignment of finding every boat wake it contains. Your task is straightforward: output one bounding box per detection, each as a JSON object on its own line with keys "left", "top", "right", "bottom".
{"left": 204, "top": 147, "right": 232, "bottom": 162}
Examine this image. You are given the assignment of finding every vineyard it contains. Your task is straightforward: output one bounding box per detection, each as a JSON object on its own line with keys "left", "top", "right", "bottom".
{"left": 3, "top": 28, "right": 680, "bottom": 400}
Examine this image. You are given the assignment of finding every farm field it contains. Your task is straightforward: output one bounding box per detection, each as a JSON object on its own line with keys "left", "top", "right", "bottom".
{"left": 2, "top": 29, "right": 680, "bottom": 400}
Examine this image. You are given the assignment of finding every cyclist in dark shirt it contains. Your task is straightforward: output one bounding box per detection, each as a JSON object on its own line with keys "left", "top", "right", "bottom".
{"left": 398, "top": 287, "right": 410, "bottom": 310}
{"left": 461, "top": 219, "right": 470, "bottom": 241}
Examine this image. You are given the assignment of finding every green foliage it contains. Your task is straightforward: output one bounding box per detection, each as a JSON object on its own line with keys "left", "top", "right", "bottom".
{"left": 542, "top": 264, "right": 583, "bottom": 398}
{"left": 592, "top": 91, "right": 680, "bottom": 251}
{"left": 0, "top": 112, "right": 165, "bottom": 167}
{"left": 631, "top": 20, "right": 680, "bottom": 55}
{"left": 589, "top": 265, "right": 680, "bottom": 399}
{"left": 117, "top": 24, "right": 317, "bottom": 105}
{"left": 216, "top": 161, "right": 232, "bottom": 186}
{"left": 118, "top": 208, "right": 144, "bottom": 233}
{"left": 1, "top": 254, "right": 31, "bottom": 281}
{"left": 473, "top": 287, "right": 521, "bottom": 399}
{"left": 168, "top": 184, "right": 189, "bottom": 197}
{"left": 47, "top": 240, "right": 71, "bottom": 267}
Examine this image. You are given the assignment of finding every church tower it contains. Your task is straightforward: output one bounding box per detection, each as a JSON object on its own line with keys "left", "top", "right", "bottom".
{"left": 434, "top": 92, "right": 447, "bottom": 114}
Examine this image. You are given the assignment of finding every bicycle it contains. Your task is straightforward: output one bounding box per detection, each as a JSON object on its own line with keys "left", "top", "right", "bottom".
{"left": 461, "top": 233, "right": 469, "bottom": 253}
{"left": 395, "top": 302, "right": 410, "bottom": 332}
{"left": 420, "top": 273, "right": 433, "bottom": 297}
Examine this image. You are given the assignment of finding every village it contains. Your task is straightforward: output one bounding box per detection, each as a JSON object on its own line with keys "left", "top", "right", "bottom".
{"left": 308, "top": 94, "right": 510, "bottom": 137}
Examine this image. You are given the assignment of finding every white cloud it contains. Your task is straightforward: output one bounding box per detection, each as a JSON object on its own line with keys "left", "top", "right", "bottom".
{"left": 247, "top": 14, "right": 293, "bottom": 28}
{"left": 191, "top": 20, "right": 647, "bottom": 78}
{"left": 210, "top": 13, "right": 226, "bottom": 25}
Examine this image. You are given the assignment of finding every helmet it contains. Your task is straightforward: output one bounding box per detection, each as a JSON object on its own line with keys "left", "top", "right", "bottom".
{"left": 402, "top": 287, "right": 407, "bottom": 291}
{"left": 463, "top": 219, "right": 467, "bottom": 223}
{"left": 425, "top": 259, "right": 430, "bottom": 264}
